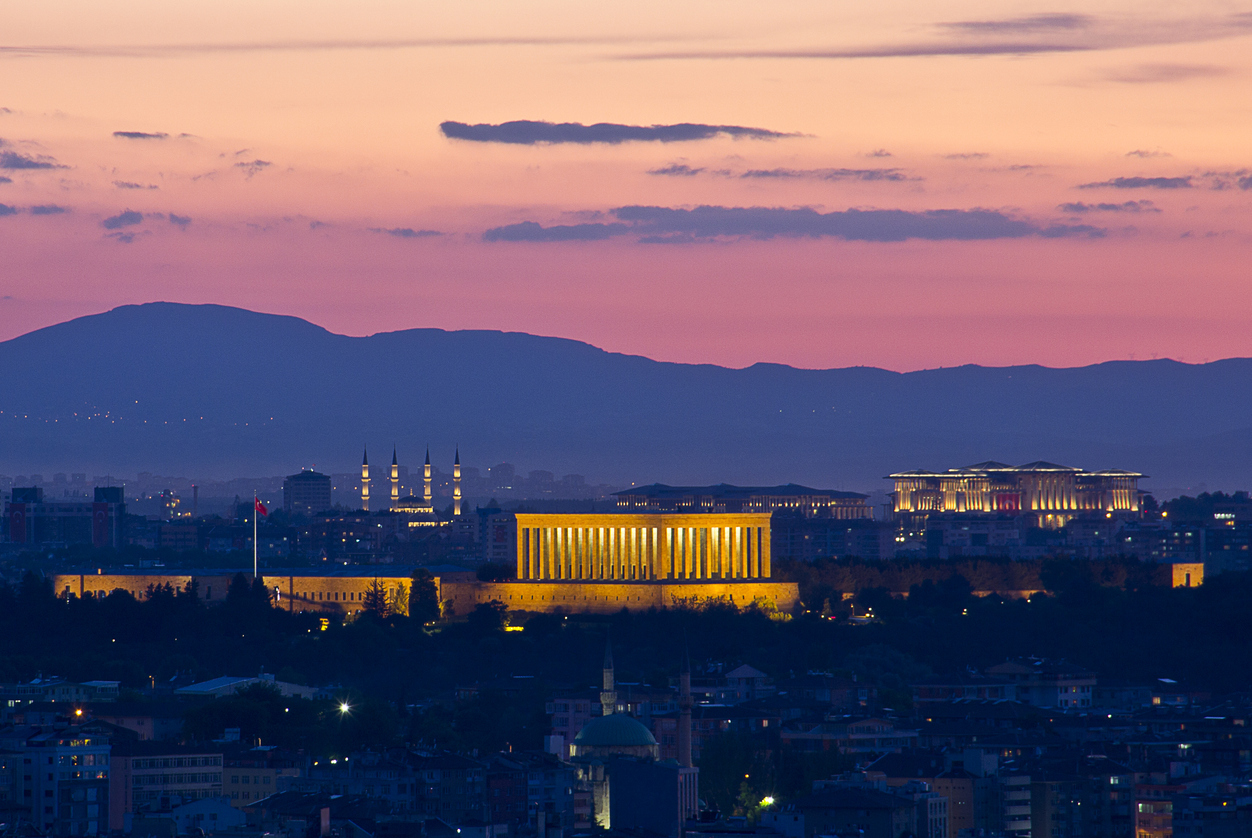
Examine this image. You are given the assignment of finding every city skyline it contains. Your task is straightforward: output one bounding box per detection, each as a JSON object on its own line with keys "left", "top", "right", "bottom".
{"left": 3, "top": 0, "right": 1252, "bottom": 370}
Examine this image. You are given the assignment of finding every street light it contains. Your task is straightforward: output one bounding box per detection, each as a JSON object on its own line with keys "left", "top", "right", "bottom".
{"left": 339, "top": 701, "right": 351, "bottom": 714}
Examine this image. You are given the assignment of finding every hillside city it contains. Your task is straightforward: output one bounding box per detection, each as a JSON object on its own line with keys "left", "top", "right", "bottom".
{"left": 0, "top": 458, "right": 1250, "bottom": 838}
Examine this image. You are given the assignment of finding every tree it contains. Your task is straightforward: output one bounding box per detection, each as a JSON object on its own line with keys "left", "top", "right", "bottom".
{"left": 467, "top": 600, "right": 507, "bottom": 633}
{"left": 388, "top": 583, "right": 409, "bottom": 618}
{"left": 410, "top": 569, "right": 440, "bottom": 623}
{"left": 362, "top": 580, "right": 390, "bottom": 618}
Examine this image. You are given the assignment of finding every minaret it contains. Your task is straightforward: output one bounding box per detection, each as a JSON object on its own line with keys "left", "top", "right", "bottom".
{"left": 453, "top": 447, "right": 462, "bottom": 516}
{"left": 600, "top": 636, "right": 617, "bottom": 716}
{"left": 360, "top": 447, "right": 370, "bottom": 512}
{"left": 678, "top": 645, "right": 693, "bottom": 768}
{"left": 423, "top": 447, "right": 432, "bottom": 505}
{"left": 390, "top": 447, "right": 399, "bottom": 508}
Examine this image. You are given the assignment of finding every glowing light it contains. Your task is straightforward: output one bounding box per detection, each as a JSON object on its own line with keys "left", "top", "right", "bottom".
{"left": 339, "top": 702, "right": 351, "bottom": 714}
{"left": 762, "top": 796, "right": 775, "bottom": 807}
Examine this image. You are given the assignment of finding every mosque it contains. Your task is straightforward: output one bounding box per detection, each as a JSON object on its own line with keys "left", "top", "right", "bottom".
{"left": 360, "top": 445, "right": 458, "bottom": 516}
{"left": 569, "top": 641, "right": 698, "bottom": 831}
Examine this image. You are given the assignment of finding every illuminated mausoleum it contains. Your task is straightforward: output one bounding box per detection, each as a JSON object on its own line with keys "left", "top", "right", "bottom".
{"left": 889, "top": 461, "right": 1144, "bottom": 529}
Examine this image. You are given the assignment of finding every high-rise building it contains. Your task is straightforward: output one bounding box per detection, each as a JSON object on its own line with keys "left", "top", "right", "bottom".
{"left": 282, "top": 470, "right": 332, "bottom": 517}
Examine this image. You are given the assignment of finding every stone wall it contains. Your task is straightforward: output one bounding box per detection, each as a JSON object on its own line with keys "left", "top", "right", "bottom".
{"left": 50, "top": 573, "right": 800, "bottom": 617}
{"left": 440, "top": 580, "right": 800, "bottom": 616}
{"left": 50, "top": 572, "right": 414, "bottom": 617}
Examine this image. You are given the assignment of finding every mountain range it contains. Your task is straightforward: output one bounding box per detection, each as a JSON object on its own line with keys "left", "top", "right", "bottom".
{"left": 1, "top": 302, "right": 1249, "bottom": 494}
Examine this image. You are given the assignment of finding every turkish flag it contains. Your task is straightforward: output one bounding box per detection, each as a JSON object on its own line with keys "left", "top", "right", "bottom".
{"left": 255, "top": 497, "right": 269, "bottom": 516}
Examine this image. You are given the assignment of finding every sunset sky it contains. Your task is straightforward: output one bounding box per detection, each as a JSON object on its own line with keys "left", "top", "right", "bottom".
{"left": 3, "top": 0, "right": 1251, "bottom": 371}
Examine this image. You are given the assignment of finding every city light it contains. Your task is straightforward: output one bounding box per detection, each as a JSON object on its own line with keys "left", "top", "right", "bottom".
{"left": 339, "top": 701, "right": 351, "bottom": 714}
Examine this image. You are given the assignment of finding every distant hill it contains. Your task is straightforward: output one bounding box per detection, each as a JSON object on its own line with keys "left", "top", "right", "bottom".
{"left": 1, "top": 302, "right": 1249, "bottom": 493}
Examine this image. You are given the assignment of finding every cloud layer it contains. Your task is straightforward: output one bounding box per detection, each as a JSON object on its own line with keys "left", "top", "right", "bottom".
{"left": 441, "top": 120, "right": 795, "bottom": 145}
{"left": 1059, "top": 200, "right": 1160, "bottom": 213}
{"left": 1078, "top": 176, "right": 1192, "bottom": 189}
{"left": 101, "top": 210, "right": 144, "bottom": 229}
{"left": 485, "top": 205, "right": 1103, "bottom": 243}
{"left": 740, "top": 167, "right": 911, "bottom": 182}
{"left": 0, "top": 150, "right": 62, "bottom": 169}
{"left": 621, "top": 12, "right": 1252, "bottom": 61}
{"left": 370, "top": 227, "right": 442, "bottom": 238}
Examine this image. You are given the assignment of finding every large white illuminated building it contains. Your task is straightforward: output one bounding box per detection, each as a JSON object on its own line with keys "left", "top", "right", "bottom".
{"left": 889, "top": 461, "right": 1144, "bottom": 529}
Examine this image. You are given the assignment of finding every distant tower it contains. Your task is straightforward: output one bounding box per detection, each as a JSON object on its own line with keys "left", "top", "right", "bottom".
{"left": 423, "top": 447, "right": 432, "bottom": 504}
{"left": 391, "top": 447, "right": 399, "bottom": 508}
{"left": 453, "top": 447, "right": 462, "bottom": 516}
{"left": 601, "top": 636, "right": 617, "bottom": 716}
{"left": 360, "top": 447, "right": 370, "bottom": 512}
{"left": 678, "top": 645, "right": 693, "bottom": 768}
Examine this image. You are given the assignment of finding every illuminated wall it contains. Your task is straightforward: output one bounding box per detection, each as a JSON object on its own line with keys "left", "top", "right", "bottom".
{"left": 50, "top": 572, "right": 418, "bottom": 617}
{"left": 514, "top": 513, "right": 773, "bottom": 582}
{"left": 441, "top": 580, "right": 800, "bottom": 616}
{"left": 50, "top": 570, "right": 800, "bottom": 617}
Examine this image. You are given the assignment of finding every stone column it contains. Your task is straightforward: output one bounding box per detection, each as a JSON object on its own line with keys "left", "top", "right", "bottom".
{"left": 756, "top": 526, "right": 766, "bottom": 578}
{"left": 517, "top": 527, "right": 527, "bottom": 580}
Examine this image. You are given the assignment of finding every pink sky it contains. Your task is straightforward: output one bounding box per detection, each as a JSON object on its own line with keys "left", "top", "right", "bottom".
{"left": 2, "top": 0, "right": 1251, "bottom": 370}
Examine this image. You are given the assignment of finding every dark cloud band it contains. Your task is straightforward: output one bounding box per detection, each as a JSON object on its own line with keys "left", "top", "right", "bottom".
{"left": 1078, "top": 176, "right": 1192, "bottom": 189}
{"left": 441, "top": 120, "right": 795, "bottom": 145}
{"left": 113, "top": 131, "right": 168, "bottom": 140}
{"left": 484, "top": 221, "right": 630, "bottom": 242}
{"left": 101, "top": 210, "right": 144, "bottom": 229}
{"left": 370, "top": 227, "right": 442, "bottom": 238}
{"left": 0, "top": 150, "right": 62, "bottom": 170}
{"left": 1059, "top": 200, "right": 1160, "bottom": 213}
{"left": 484, "top": 205, "right": 1103, "bottom": 243}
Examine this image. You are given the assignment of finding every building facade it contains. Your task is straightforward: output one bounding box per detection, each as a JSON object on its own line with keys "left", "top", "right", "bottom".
{"left": 108, "top": 742, "right": 224, "bottom": 831}
{"left": 515, "top": 513, "right": 773, "bottom": 582}
{"left": 283, "top": 471, "right": 333, "bottom": 517}
{"left": 4, "top": 487, "right": 125, "bottom": 548}
{"left": 889, "top": 462, "right": 1144, "bottom": 529}
{"left": 615, "top": 484, "right": 871, "bottom": 519}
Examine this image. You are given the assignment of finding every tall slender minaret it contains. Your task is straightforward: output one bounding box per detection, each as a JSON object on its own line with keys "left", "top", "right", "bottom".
{"left": 678, "top": 644, "right": 694, "bottom": 768}
{"left": 360, "top": 447, "right": 370, "bottom": 512}
{"left": 601, "top": 636, "right": 617, "bottom": 716}
{"left": 453, "top": 447, "right": 462, "bottom": 516}
{"left": 423, "top": 447, "right": 432, "bottom": 505}
{"left": 390, "top": 447, "right": 399, "bottom": 508}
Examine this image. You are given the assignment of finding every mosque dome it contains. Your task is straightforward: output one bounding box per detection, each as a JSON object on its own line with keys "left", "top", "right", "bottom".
{"left": 574, "top": 714, "right": 658, "bottom": 748}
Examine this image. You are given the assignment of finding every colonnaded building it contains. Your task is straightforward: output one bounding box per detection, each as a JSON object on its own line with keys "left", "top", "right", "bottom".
{"left": 51, "top": 512, "right": 801, "bottom": 617}
{"left": 889, "top": 461, "right": 1144, "bottom": 529}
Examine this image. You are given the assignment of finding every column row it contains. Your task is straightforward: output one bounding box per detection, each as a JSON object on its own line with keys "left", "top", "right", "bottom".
{"left": 517, "top": 525, "right": 771, "bottom": 581}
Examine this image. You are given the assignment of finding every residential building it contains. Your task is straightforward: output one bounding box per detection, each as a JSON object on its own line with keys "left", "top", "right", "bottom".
{"left": 23, "top": 726, "right": 112, "bottom": 836}
{"left": 108, "top": 740, "right": 224, "bottom": 831}
{"left": 780, "top": 717, "right": 919, "bottom": 755}
{"left": 984, "top": 660, "right": 1096, "bottom": 710}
